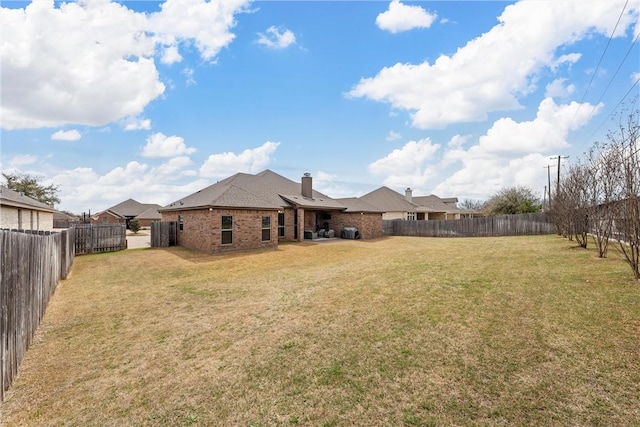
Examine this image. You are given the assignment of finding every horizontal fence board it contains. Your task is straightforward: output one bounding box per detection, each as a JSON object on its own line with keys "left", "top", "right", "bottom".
{"left": 383, "top": 213, "right": 554, "bottom": 238}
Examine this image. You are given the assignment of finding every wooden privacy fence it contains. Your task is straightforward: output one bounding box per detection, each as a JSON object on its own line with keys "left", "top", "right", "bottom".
{"left": 150, "top": 221, "right": 177, "bottom": 247}
{"left": 74, "top": 224, "right": 127, "bottom": 254}
{"left": 1, "top": 228, "right": 75, "bottom": 401}
{"left": 384, "top": 213, "right": 555, "bottom": 238}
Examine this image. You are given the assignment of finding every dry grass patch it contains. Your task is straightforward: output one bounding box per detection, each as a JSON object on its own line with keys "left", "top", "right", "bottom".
{"left": 2, "top": 236, "right": 639, "bottom": 426}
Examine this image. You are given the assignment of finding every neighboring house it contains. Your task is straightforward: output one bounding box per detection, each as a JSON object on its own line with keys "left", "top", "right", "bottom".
{"left": 361, "top": 186, "right": 470, "bottom": 220}
{"left": 53, "top": 210, "right": 80, "bottom": 228}
{"left": 360, "top": 186, "right": 431, "bottom": 220}
{"left": 135, "top": 207, "right": 162, "bottom": 228}
{"left": 411, "top": 195, "right": 469, "bottom": 220}
{"left": 0, "top": 185, "right": 55, "bottom": 231}
{"left": 159, "top": 170, "right": 384, "bottom": 254}
{"left": 91, "top": 199, "right": 163, "bottom": 228}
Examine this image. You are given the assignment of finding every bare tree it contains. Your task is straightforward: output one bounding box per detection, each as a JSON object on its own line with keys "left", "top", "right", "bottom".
{"left": 607, "top": 108, "right": 640, "bottom": 279}
{"left": 586, "top": 143, "right": 615, "bottom": 258}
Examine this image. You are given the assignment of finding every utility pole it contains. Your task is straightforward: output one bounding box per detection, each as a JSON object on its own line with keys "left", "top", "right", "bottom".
{"left": 551, "top": 155, "right": 569, "bottom": 202}
{"left": 543, "top": 164, "right": 553, "bottom": 207}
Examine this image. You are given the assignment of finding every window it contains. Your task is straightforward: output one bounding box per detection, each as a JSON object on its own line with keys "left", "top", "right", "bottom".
{"left": 178, "top": 215, "right": 184, "bottom": 231}
{"left": 221, "top": 215, "right": 233, "bottom": 244}
{"left": 262, "top": 216, "right": 271, "bottom": 242}
{"left": 407, "top": 212, "right": 416, "bottom": 221}
{"left": 278, "top": 212, "right": 285, "bottom": 237}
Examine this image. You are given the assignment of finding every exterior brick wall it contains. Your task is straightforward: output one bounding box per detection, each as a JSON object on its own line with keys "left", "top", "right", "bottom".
{"left": 162, "top": 208, "right": 278, "bottom": 254}
{"left": 90, "top": 212, "right": 125, "bottom": 225}
{"left": 280, "top": 208, "right": 298, "bottom": 241}
{"left": 333, "top": 212, "right": 383, "bottom": 239}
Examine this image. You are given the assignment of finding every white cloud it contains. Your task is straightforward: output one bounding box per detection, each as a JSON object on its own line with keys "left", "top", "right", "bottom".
{"left": 367, "top": 98, "right": 601, "bottom": 200}
{"left": 142, "top": 132, "right": 196, "bottom": 158}
{"left": 256, "top": 26, "right": 296, "bottom": 49}
{"left": 376, "top": 0, "right": 437, "bottom": 34}
{"left": 6, "top": 154, "right": 38, "bottom": 168}
{"left": 124, "top": 117, "right": 152, "bottom": 131}
{"left": 151, "top": 156, "right": 195, "bottom": 180}
{"left": 149, "top": 0, "right": 250, "bottom": 61}
{"left": 369, "top": 138, "right": 441, "bottom": 188}
{"left": 434, "top": 98, "right": 600, "bottom": 199}
{"left": 200, "top": 141, "right": 280, "bottom": 178}
{"left": 51, "top": 129, "right": 81, "bottom": 141}
{"left": 51, "top": 163, "right": 210, "bottom": 213}
{"left": 447, "top": 134, "right": 470, "bottom": 149}
{"left": 314, "top": 171, "right": 354, "bottom": 199}
{"left": 349, "top": 1, "right": 638, "bottom": 129}
{"left": 545, "top": 78, "right": 576, "bottom": 99}
{"left": 0, "top": 0, "right": 249, "bottom": 130}
{"left": 386, "top": 130, "right": 402, "bottom": 141}
{"left": 160, "top": 45, "right": 182, "bottom": 65}
{"left": 631, "top": 72, "right": 640, "bottom": 83}
{"left": 1, "top": 1, "right": 163, "bottom": 130}
{"left": 183, "top": 67, "right": 196, "bottom": 86}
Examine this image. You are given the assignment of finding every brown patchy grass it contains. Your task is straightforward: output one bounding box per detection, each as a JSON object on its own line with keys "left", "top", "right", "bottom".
{"left": 2, "top": 236, "right": 639, "bottom": 426}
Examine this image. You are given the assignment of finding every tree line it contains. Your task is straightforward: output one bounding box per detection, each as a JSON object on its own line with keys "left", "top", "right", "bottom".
{"left": 549, "top": 106, "right": 640, "bottom": 280}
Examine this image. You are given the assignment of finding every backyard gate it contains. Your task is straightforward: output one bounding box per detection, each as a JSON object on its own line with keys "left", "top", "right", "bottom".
{"left": 74, "top": 224, "right": 127, "bottom": 254}
{"left": 150, "top": 221, "right": 177, "bottom": 247}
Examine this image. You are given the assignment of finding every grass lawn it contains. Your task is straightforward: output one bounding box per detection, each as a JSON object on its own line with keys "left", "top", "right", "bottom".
{"left": 2, "top": 236, "right": 639, "bottom": 426}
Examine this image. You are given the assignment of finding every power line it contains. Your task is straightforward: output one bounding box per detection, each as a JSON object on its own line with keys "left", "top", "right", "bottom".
{"left": 587, "top": 77, "right": 640, "bottom": 141}
{"left": 584, "top": 31, "right": 640, "bottom": 125}
{"left": 571, "top": 0, "right": 629, "bottom": 126}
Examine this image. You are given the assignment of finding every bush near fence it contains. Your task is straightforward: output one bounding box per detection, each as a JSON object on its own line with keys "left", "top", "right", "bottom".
{"left": 0, "top": 228, "right": 75, "bottom": 401}
{"left": 384, "top": 213, "right": 555, "bottom": 238}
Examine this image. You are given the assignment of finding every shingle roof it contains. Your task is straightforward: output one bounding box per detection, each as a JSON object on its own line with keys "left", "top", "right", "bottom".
{"left": 412, "top": 195, "right": 462, "bottom": 213}
{"left": 334, "top": 197, "right": 384, "bottom": 213}
{"left": 359, "top": 186, "right": 430, "bottom": 212}
{"left": 0, "top": 185, "right": 55, "bottom": 212}
{"left": 106, "top": 199, "right": 162, "bottom": 217}
{"left": 136, "top": 207, "right": 162, "bottom": 220}
{"left": 160, "top": 169, "right": 346, "bottom": 211}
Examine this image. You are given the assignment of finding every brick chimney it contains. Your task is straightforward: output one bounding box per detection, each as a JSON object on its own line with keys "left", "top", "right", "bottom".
{"left": 405, "top": 187, "right": 412, "bottom": 203}
{"left": 302, "top": 173, "right": 313, "bottom": 198}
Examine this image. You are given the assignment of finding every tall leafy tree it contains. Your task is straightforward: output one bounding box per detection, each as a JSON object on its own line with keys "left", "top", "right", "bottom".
{"left": 483, "top": 186, "right": 542, "bottom": 216}
{"left": 2, "top": 172, "right": 60, "bottom": 206}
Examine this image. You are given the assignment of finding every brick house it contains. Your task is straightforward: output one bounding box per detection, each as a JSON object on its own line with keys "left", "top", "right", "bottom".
{"left": 0, "top": 185, "right": 55, "bottom": 231}
{"left": 360, "top": 186, "right": 473, "bottom": 220}
{"left": 159, "top": 170, "right": 384, "bottom": 254}
{"left": 91, "top": 199, "right": 163, "bottom": 228}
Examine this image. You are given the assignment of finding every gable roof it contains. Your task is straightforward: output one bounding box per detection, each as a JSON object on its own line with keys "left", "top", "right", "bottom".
{"left": 92, "top": 210, "right": 125, "bottom": 220}
{"left": 359, "top": 186, "right": 429, "bottom": 212}
{"left": 412, "top": 195, "right": 462, "bottom": 213}
{"left": 334, "top": 197, "right": 384, "bottom": 213}
{"left": 0, "top": 185, "right": 55, "bottom": 212}
{"left": 161, "top": 169, "right": 346, "bottom": 212}
{"left": 135, "top": 206, "right": 162, "bottom": 220}
{"left": 104, "top": 199, "right": 163, "bottom": 217}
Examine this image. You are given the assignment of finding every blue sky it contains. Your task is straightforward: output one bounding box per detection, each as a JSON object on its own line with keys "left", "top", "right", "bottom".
{"left": 1, "top": 0, "right": 638, "bottom": 214}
